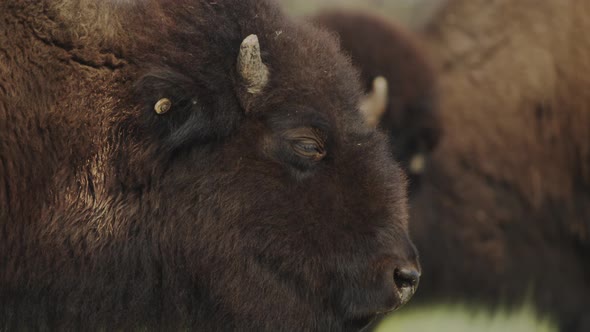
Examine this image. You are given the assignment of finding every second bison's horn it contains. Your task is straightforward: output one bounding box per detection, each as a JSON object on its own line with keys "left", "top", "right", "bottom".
{"left": 359, "top": 76, "right": 388, "bottom": 128}
{"left": 237, "top": 34, "right": 269, "bottom": 95}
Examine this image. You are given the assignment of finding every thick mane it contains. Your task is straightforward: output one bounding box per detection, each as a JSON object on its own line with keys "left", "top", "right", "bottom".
{"left": 0, "top": 0, "right": 361, "bottom": 213}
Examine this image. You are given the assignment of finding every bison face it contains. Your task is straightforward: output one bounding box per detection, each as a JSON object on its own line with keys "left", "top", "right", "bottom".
{"left": 114, "top": 29, "right": 421, "bottom": 330}
{"left": 32, "top": 5, "right": 419, "bottom": 331}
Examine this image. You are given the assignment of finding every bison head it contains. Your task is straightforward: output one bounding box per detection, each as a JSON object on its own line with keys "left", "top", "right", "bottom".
{"left": 1, "top": 1, "right": 419, "bottom": 331}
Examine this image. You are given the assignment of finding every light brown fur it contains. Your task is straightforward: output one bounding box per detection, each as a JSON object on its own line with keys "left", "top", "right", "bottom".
{"left": 411, "top": 1, "right": 590, "bottom": 331}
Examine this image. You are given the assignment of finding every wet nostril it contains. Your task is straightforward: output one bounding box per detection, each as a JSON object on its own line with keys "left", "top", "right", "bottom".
{"left": 394, "top": 267, "right": 420, "bottom": 290}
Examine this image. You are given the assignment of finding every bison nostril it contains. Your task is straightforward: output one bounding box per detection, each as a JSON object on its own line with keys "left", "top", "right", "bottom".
{"left": 394, "top": 268, "right": 420, "bottom": 290}
{"left": 393, "top": 267, "right": 420, "bottom": 306}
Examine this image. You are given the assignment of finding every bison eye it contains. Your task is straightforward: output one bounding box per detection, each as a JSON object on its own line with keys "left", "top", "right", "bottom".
{"left": 290, "top": 137, "right": 326, "bottom": 161}
{"left": 283, "top": 128, "right": 327, "bottom": 162}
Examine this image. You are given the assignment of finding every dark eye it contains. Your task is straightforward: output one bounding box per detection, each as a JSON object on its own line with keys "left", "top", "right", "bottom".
{"left": 267, "top": 126, "right": 329, "bottom": 176}
{"left": 290, "top": 137, "right": 326, "bottom": 161}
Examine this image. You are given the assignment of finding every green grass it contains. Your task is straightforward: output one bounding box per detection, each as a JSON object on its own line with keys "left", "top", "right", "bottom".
{"left": 375, "top": 303, "right": 557, "bottom": 332}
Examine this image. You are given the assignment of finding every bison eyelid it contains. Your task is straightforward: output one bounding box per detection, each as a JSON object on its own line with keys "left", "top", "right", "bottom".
{"left": 289, "top": 137, "right": 327, "bottom": 161}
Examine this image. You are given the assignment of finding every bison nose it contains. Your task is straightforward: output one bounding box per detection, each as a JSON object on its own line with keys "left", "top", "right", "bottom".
{"left": 393, "top": 266, "right": 420, "bottom": 306}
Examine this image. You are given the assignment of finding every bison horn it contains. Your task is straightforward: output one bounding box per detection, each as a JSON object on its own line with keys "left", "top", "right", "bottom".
{"left": 409, "top": 153, "right": 426, "bottom": 175}
{"left": 359, "top": 76, "right": 388, "bottom": 128}
{"left": 237, "top": 34, "right": 270, "bottom": 95}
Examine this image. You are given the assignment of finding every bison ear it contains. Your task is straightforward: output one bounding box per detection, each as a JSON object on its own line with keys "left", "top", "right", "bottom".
{"left": 236, "top": 34, "right": 270, "bottom": 111}
{"left": 133, "top": 70, "right": 242, "bottom": 152}
{"left": 359, "top": 76, "right": 388, "bottom": 128}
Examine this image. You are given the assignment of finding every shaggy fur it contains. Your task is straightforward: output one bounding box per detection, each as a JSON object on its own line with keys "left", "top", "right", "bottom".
{"left": 0, "top": 0, "right": 419, "bottom": 330}
{"left": 407, "top": 0, "right": 590, "bottom": 331}
{"left": 310, "top": 10, "right": 441, "bottom": 189}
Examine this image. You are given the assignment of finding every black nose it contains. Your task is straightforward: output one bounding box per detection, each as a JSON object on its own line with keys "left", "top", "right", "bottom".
{"left": 394, "top": 267, "right": 420, "bottom": 288}
{"left": 394, "top": 267, "right": 420, "bottom": 305}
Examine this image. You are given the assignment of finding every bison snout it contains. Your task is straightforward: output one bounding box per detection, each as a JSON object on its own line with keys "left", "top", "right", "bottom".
{"left": 341, "top": 261, "right": 420, "bottom": 330}
{"left": 393, "top": 266, "right": 420, "bottom": 306}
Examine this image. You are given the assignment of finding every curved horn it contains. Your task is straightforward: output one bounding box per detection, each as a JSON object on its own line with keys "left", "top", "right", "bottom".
{"left": 359, "top": 76, "right": 388, "bottom": 128}
{"left": 237, "top": 34, "right": 269, "bottom": 95}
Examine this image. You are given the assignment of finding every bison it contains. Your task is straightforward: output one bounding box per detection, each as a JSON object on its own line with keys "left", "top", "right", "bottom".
{"left": 412, "top": 1, "right": 590, "bottom": 330}
{"left": 0, "top": 0, "right": 420, "bottom": 330}
{"left": 322, "top": 1, "right": 590, "bottom": 331}
{"left": 310, "top": 10, "right": 441, "bottom": 190}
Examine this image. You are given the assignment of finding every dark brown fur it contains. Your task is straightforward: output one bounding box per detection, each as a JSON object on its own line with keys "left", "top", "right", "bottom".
{"left": 406, "top": 1, "right": 590, "bottom": 331}
{"left": 0, "top": 0, "right": 419, "bottom": 330}
{"left": 310, "top": 10, "right": 441, "bottom": 189}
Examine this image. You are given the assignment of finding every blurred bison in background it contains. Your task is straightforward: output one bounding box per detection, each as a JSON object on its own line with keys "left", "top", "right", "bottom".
{"left": 310, "top": 10, "right": 441, "bottom": 189}
{"left": 406, "top": 0, "right": 590, "bottom": 331}
{"left": 0, "top": 0, "right": 420, "bottom": 330}
{"left": 308, "top": 1, "right": 590, "bottom": 331}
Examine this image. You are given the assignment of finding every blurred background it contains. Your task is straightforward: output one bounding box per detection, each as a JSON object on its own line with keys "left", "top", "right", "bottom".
{"left": 281, "top": 0, "right": 447, "bottom": 29}
{"left": 279, "top": 1, "right": 559, "bottom": 331}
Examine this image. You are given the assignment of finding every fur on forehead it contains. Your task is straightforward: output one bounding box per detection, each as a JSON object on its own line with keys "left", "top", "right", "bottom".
{"left": 250, "top": 21, "right": 364, "bottom": 116}
{"left": 125, "top": 0, "right": 364, "bottom": 116}
{"left": 47, "top": 0, "right": 365, "bottom": 125}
